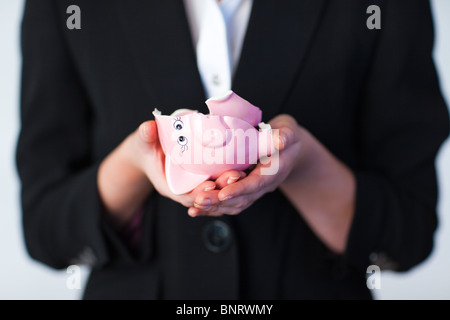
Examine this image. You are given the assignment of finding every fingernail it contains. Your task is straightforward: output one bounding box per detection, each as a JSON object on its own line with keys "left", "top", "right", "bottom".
{"left": 194, "top": 203, "right": 209, "bottom": 210}
{"left": 141, "top": 124, "right": 149, "bottom": 139}
{"left": 227, "top": 176, "right": 239, "bottom": 185}
{"left": 279, "top": 135, "right": 286, "bottom": 149}
{"left": 194, "top": 199, "right": 211, "bottom": 209}
{"left": 201, "top": 199, "right": 211, "bottom": 206}
{"left": 220, "top": 195, "right": 233, "bottom": 201}
{"left": 203, "top": 186, "right": 215, "bottom": 192}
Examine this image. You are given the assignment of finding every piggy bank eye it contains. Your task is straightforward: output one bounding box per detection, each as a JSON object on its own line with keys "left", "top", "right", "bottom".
{"left": 177, "top": 136, "right": 188, "bottom": 146}
{"left": 173, "top": 119, "right": 183, "bottom": 131}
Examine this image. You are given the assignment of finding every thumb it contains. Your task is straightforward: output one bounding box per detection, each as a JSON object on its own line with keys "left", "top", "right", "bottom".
{"left": 272, "top": 126, "right": 296, "bottom": 151}
{"left": 268, "top": 114, "right": 299, "bottom": 151}
{"left": 138, "top": 120, "right": 159, "bottom": 145}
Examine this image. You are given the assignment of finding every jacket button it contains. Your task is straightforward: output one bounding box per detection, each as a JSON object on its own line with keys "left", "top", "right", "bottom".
{"left": 202, "top": 220, "right": 232, "bottom": 253}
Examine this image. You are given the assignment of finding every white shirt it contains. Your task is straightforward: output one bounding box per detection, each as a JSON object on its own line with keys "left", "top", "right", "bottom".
{"left": 183, "top": 0, "right": 253, "bottom": 98}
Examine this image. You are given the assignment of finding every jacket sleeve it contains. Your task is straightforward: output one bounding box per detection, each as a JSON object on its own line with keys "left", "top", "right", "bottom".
{"left": 344, "top": 0, "right": 450, "bottom": 272}
{"left": 16, "top": 0, "right": 152, "bottom": 270}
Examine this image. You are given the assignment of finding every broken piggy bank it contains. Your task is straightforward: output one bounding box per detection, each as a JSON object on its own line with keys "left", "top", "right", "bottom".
{"left": 152, "top": 90, "right": 276, "bottom": 195}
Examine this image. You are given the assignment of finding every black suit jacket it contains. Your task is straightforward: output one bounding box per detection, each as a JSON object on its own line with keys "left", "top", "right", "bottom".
{"left": 17, "top": 0, "right": 449, "bottom": 299}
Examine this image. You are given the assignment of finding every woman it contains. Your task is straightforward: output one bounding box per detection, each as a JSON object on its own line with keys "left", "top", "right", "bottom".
{"left": 17, "top": 0, "right": 449, "bottom": 299}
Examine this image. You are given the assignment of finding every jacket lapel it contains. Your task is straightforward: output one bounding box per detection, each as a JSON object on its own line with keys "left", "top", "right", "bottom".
{"left": 114, "top": 0, "right": 208, "bottom": 113}
{"left": 233, "top": 0, "right": 327, "bottom": 121}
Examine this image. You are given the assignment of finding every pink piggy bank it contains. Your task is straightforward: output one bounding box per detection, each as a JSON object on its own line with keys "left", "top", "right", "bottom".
{"left": 153, "top": 90, "right": 276, "bottom": 195}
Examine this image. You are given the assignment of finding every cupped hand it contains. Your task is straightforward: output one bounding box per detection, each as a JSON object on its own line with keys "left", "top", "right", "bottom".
{"left": 187, "top": 114, "right": 303, "bottom": 217}
{"left": 132, "top": 120, "right": 245, "bottom": 209}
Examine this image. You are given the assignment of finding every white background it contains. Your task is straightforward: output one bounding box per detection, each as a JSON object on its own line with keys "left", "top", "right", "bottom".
{"left": 0, "top": 0, "right": 449, "bottom": 300}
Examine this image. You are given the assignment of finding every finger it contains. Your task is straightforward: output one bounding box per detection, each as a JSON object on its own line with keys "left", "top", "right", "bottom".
{"left": 188, "top": 206, "right": 202, "bottom": 217}
{"left": 191, "top": 193, "right": 248, "bottom": 215}
{"left": 138, "top": 120, "right": 159, "bottom": 144}
{"left": 217, "top": 173, "right": 265, "bottom": 201}
{"left": 188, "top": 206, "right": 223, "bottom": 217}
{"left": 268, "top": 114, "right": 299, "bottom": 129}
{"left": 193, "top": 189, "right": 221, "bottom": 210}
{"left": 191, "top": 180, "right": 216, "bottom": 194}
{"left": 207, "top": 200, "right": 248, "bottom": 216}
{"left": 174, "top": 180, "right": 216, "bottom": 208}
{"left": 188, "top": 205, "right": 224, "bottom": 217}
{"left": 188, "top": 204, "right": 243, "bottom": 217}
{"left": 273, "top": 126, "right": 295, "bottom": 151}
{"left": 268, "top": 115, "right": 299, "bottom": 151}
{"left": 215, "top": 170, "right": 246, "bottom": 189}
{"left": 216, "top": 195, "right": 251, "bottom": 209}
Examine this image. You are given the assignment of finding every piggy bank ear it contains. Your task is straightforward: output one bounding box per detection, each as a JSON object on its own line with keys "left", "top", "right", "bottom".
{"left": 165, "top": 156, "right": 210, "bottom": 195}
{"left": 192, "top": 114, "right": 231, "bottom": 148}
